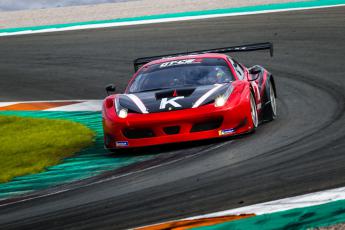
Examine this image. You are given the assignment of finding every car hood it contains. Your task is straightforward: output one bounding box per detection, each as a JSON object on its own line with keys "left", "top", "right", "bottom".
{"left": 117, "top": 83, "right": 231, "bottom": 114}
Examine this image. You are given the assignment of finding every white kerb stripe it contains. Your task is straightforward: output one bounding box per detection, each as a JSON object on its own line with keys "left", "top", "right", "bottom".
{"left": 0, "top": 102, "right": 18, "bottom": 107}
{"left": 126, "top": 94, "right": 148, "bottom": 114}
{"left": 192, "top": 84, "right": 223, "bottom": 108}
{"left": 44, "top": 100, "right": 102, "bottom": 111}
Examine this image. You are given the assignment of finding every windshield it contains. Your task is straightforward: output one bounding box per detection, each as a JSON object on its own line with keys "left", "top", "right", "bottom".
{"left": 128, "top": 58, "right": 234, "bottom": 93}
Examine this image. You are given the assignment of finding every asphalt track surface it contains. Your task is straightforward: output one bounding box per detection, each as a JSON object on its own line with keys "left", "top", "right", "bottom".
{"left": 0, "top": 6, "right": 345, "bottom": 230}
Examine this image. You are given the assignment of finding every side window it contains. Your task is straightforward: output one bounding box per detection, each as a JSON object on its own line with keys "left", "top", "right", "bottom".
{"left": 228, "top": 57, "right": 245, "bottom": 80}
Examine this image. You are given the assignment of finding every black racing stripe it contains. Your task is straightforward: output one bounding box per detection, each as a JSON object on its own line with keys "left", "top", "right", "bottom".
{"left": 118, "top": 95, "right": 142, "bottom": 113}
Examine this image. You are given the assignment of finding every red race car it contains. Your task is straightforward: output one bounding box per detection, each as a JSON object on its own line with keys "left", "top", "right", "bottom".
{"left": 102, "top": 43, "right": 277, "bottom": 150}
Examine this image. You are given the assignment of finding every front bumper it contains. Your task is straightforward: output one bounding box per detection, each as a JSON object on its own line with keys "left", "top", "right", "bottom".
{"left": 103, "top": 98, "right": 253, "bottom": 149}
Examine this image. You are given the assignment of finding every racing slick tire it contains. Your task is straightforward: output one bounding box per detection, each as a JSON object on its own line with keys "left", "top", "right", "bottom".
{"left": 263, "top": 80, "right": 277, "bottom": 121}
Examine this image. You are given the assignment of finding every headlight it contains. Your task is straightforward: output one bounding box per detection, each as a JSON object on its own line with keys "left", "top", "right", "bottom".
{"left": 215, "top": 96, "right": 226, "bottom": 107}
{"left": 214, "top": 85, "right": 234, "bottom": 107}
{"left": 118, "top": 108, "right": 128, "bottom": 118}
{"left": 115, "top": 97, "right": 128, "bottom": 118}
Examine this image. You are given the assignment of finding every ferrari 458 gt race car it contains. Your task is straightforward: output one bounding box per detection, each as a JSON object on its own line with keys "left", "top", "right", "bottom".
{"left": 102, "top": 42, "right": 277, "bottom": 150}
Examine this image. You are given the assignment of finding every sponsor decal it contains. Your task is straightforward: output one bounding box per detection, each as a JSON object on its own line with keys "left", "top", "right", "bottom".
{"left": 116, "top": 141, "right": 129, "bottom": 147}
{"left": 218, "top": 128, "right": 235, "bottom": 136}
{"left": 159, "top": 96, "right": 184, "bottom": 109}
{"left": 159, "top": 59, "right": 201, "bottom": 68}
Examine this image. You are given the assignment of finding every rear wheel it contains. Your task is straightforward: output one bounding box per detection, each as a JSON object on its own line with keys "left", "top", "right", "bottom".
{"left": 265, "top": 81, "right": 277, "bottom": 121}
{"left": 250, "top": 92, "right": 259, "bottom": 129}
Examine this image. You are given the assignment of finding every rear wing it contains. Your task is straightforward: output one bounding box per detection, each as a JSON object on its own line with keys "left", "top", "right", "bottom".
{"left": 133, "top": 42, "right": 273, "bottom": 72}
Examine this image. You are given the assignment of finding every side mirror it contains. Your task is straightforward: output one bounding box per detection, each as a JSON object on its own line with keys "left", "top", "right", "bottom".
{"left": 248, "top": 66, "right": 261, "bottom": 81}
{"left": 248, "top": 66, "right": 261, "bottom": 75}
{"left": 105, "top": 84, "right": 116, "bottom": 95}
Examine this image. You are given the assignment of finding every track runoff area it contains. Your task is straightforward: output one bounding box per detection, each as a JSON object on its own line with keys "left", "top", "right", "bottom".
{"left": 1, "top": 0, "right": 345, "bottom": 229}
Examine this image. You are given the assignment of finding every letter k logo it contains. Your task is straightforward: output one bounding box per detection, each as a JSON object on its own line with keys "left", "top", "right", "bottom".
{"left": 159, "top": 96, "right": 184, "bottom": 109}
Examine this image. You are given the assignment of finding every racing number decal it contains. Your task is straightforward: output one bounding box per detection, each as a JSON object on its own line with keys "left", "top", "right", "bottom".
{"left": 159, "top": 96, "right": 184, "bottom": 109}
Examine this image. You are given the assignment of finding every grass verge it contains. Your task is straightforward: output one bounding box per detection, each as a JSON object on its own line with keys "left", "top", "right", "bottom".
{"left": 0, "top": 115, "right": 95, "bottom": 183}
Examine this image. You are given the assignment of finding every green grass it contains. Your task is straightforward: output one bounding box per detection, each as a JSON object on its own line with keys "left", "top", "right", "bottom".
{"left": 0, "top": 115, "right": 95, "bottom": 183}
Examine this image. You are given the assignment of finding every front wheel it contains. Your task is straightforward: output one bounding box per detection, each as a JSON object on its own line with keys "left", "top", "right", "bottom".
{"left": 250, "top": 92, "right": 259, "bottom": 129}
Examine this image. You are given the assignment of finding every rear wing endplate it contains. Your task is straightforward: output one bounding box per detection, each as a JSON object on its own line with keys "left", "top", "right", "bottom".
{"left": 133, "top": 42, "right": 273, "bottom": 72}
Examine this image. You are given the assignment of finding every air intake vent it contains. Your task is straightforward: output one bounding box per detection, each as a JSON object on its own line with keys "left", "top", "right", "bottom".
{"left": 123, "top": 128, "right": 155, "bottom": 139}
{"left": 155, "top": 88, "right": 195, "bottom": 100}
{"left": 191, "top": 118, "right": 223, "bottom": 132}
{"left": 163, "top": 126, "right": 180, "bottom": 135}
